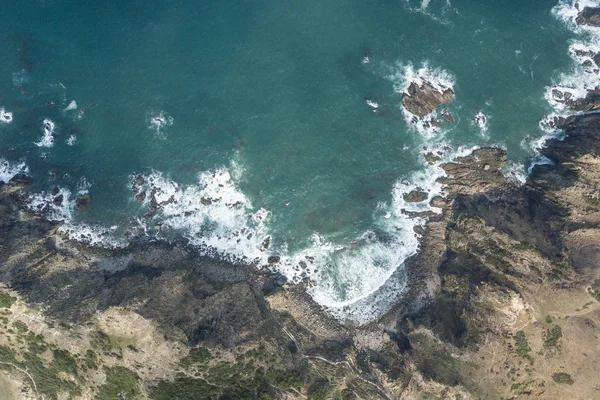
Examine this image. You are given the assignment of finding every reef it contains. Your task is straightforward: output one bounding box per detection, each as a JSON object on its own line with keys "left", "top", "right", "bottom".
{"left": 0, "top": 117, "right": 600, "bottom": 399}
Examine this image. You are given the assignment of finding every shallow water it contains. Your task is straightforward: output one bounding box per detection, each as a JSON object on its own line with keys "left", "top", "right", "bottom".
{"left": 0, "top": 0, "right": 591, "bottom": 321}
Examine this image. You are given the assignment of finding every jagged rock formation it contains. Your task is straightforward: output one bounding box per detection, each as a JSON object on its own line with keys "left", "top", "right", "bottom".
{"left": 576, "top": 6, "right": 600, "bottom": 27}
{"left": 0, "top": 115, "right": 599, "bottom": 398}
{"left": 401, "top": 81, "right": 455, "bottom": 117}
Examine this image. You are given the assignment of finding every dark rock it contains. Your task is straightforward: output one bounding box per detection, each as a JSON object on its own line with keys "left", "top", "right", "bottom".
{"left": 424, "top": 152, "right": 441, "bottom": 164}
{"left": 583, "top": 59, "right": 593, "bottom": 67}
{"left": 401, "top": 81, "right": 455, "bottom": 117}
{"left": 261, "top": 237, "right": 270, "bottom": 251}
{"left": 53, "top": 195, "right": 64, "bottom": 206}
{"left": 75, "top": 194, "right": 91, "bottom": 211}
{"left": 403, "top": 190, "right": 429, "bottom": 203}
{"left": 135, "top": 175, "right": 144, "bottom": 186}
{"left": 413, "top": 225, "right": 426, "bottom": 236}
{"left": 552, "top": 89, "right": 564, "bottom": 99}
{"left": 52, "top": 187, "right": 60, "bottom": 196}
{"left": 594, "top": 53, "right": 600, "bottom": 68}
{"left": 200, "top": 197, "right": 212, "bottom": 206}
{"left": 566, "top": 89, "right": 600, "bottom": 112}
{"left": 268, "top": 255, "right": 280, "bottom": 265}
{"left": 576, "top": 7, "right": 600, "bottom": 27}
{"left": 135, "top": 192, "right": 146, "bottom": 203}
{"left": 8, "top": 174, "right": 33, "bottom": 188}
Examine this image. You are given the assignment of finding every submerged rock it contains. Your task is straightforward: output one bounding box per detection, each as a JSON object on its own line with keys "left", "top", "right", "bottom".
{"left": 75, "top": 194, "right": 91, "bottom": 211}
{"left": 401, "top": 81, "right": 455, "bottom": 117}
{"left": 576, "top": 7, "right": 600, "bottom": 27}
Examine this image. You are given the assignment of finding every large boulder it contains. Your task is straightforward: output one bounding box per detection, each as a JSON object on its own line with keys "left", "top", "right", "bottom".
{"left": 401, "top": 81, "right": 455, "bottom": 117}
{"left": 566, "top": 89, "right": 600, "bottom": 112}
{"left": 576, "top": 7, "right": 600, "bottom": 27}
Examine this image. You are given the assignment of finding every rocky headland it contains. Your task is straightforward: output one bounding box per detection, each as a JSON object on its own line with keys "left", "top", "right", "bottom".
{"left": 3, "top": 57, "right": 600, "bottom": 397}
{"left": 0, "top": 108, "right": 599, "bottom": 399}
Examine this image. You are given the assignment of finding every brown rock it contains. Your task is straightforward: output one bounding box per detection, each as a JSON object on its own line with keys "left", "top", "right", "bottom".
{"left": 429, "top": 196, "right": 446, "bottom": 208}
{"left": 403, "top": 190, "right": 429, "bottom": 203}
{"left": 441, "top": 110, "right": 455, "bottom": 124}
{"left": 401, "top": 80, "right": 455, "bottom": 117}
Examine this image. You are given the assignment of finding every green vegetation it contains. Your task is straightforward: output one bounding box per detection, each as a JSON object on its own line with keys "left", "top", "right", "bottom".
{"left": 149, "top": 377, "right": 221, "bottom": 400}
{"left": 83, "top": 349, "right": 99, "bottom": 370}
{"left": 21, "top": 352, "right": 81, "bottom": 400}
{"left": 180, "top": 346, "right": 210, "bottom": 367}
{"left": 96, "top": 366, "right": 140, "bottom": 400}
{"left": 52, "top": 349, "right": 78, "bottom": 376}
{"left": 0, "top": 292, "right": 14, "bottom": 308}
{"left": 26, "top": 332, "right": 48, "bottom": 354}
{"left": 410, "top": 333, "right": 461, "bottom": 386}
{"left": 552, "top": 372, "right": 574, "bottom": 385}
{"left": 514, "top": 331, "right": 533, "bottom": 364}
{"left": 544, "top": 325, "right": 562, "bottom": 348}
{"left": 0, "top": 345, "right": 17, "bottom": 364}
{"left": 307, "top": 378, "right": 330, "bottom": 400}
{"left": 545, "top": 315, "right": 553, "bottom": 324}
{"left": 89, "top": 330, "right": 112, "bottom": 352}
{"left": 13, "top": 320, "right": 28, "bottom": 333}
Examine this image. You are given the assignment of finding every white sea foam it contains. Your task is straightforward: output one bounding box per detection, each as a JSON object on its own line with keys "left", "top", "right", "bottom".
{"left": 26, "top": 187, "right": 125, "bottom": 247}
{"left": 66, "top": 135, "right": 77, "bottom": 146}
{"left": 546, "top": 1, "right": 600, "bottom": 112}
{"left": 130, "top": 161, "right": 270, "bottom": 263}
{"left": 35, "top": 119, "right": 56, "bottom": 148}
{"left": 63, "top": 100, "right": 78, "bottom": 112}
{"left": 473, "top": 111, "right": 488, "bottom": 132}
{"left": 148, "top": 111, "right": 174, "bottom": 138}
{"left": 0, "top": 108, "right": 13, "bottom": 124}
{"left": 12, "top": 70, "right": 29, "bottom": 87}
{"left": 0, "top": 159, "right": 28, "bottom": 184}
{"left": 365, "top": 99, "right": 379, "bottom": 111}
{"left": 401, "top": 0, "right": 453, "bottom": 24}
{"left": 503, "top": 161, "right": 527, "bottom": 184}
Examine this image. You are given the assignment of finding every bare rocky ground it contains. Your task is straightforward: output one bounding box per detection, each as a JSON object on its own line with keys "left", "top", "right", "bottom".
{"left": 0, "top": 113, "right": 599, "bottom": 399}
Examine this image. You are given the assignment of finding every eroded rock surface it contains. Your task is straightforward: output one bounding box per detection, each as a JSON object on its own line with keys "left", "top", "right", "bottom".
{"left": 401, "top": 81, "right": 455, "bottom": 117}
{"left": 576, "top": 6, "right": 600, "bottom": 27}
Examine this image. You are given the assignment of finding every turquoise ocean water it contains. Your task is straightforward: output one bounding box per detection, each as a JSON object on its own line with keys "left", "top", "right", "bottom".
{"left": 0, "top": 0, "right": 591, "bottom": 321}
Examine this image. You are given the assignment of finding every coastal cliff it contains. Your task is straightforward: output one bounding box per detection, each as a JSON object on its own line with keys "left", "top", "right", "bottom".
{"left": 0, "top": 113, "right": 599, "bottom": 399}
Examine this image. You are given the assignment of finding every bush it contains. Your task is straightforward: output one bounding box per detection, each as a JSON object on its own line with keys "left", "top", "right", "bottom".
{"left": 544, "top": 325, "right": 562, "bottom": 348}
{"left": 96, "top": 366, "right": 140, "bottom": 400}
{"left": 552, "top": 372, "right": 574, "bottom": 385}
{"left": 514, "top": 331, "right": 533, "bottom": 364}
{"left": 0, "top": 292, "right": 14, "bottom": 308}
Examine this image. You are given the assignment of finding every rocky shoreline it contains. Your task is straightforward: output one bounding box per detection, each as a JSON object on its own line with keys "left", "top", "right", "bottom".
{"left": 0, "top": 108, "right": 599, "bottom": 399}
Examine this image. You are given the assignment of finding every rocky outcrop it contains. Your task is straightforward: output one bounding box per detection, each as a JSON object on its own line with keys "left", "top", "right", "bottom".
{"left": 566, "top": 89, "right": 600, "bottom": 112}
{"left": 401, "top": 81, "right": 455, "bottom": 117}
{"left": 576, "top": 6, "right": 600, "bottom": 27}
{"left": 1, "top": 114, "right": 600, "bottom": 399}
{"left": 403, "top": 189, "right": 429, "bottom": 203}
